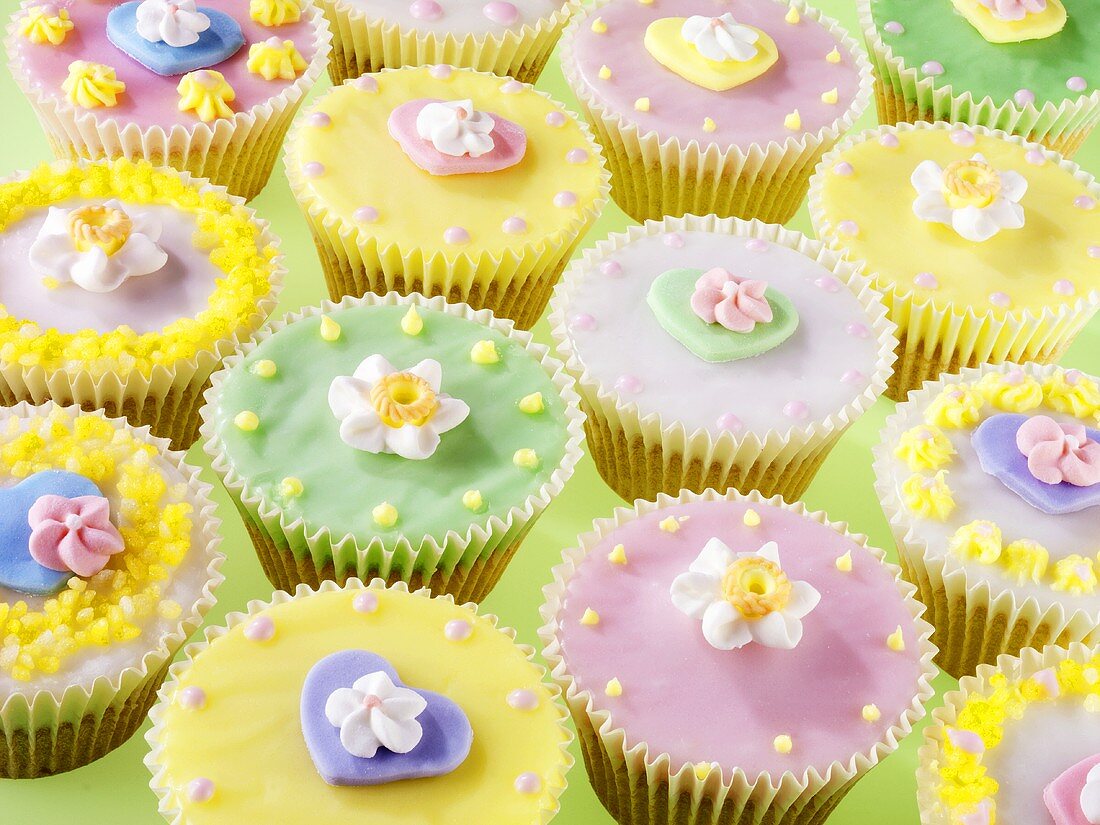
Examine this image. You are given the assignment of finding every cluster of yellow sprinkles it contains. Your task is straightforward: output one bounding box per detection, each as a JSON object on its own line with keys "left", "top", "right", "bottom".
{"left": 936, "top": 655, "right": 1100, "bottom": 822}
{"left": 0, "top": 160, "right": 277, "bottom": 377}
{"left": 0, "top": 411, "right": 192, "bottom": 681}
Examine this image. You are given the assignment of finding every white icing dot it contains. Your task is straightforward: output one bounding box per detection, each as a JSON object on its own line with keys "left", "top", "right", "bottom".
{"left": 1013, "top": 89, "right": 1035, "bottom": 107}
{"left": 353, "top": 75, "right": 378, "bottom": 92}
{"left": 1054, "top": 279, "right": 1076, "bottom": 296}
{"left": 502, "top": 216, "right": 528, "bottom": 234}
{"left": 833, "top": 161, "right": 854, "bottom": 176}
{"left": 716, "top": 413, "right": 743, "bottom": 432}
{"left": 444, "top": 619, "right": 472, "bottom": 641}
{"left": 243, "top": 616, "right": 275, "bottom": 642}
{"left": 615, "top": 374, "right": 644, "bottom": 394}
{"left": 879, "top": 133, "right": 900, "bottom": 148}
{"left": 1068, "top": 76, "right": 1088, "bottom": 93}
{"left": 353, "top": 206, "right": 379, "bottom": 223}
{"left": 663, "top": 233, "right": 685, "bottom": 248}
{"left": 570, "top": 312, "right": 598, "bottom": 331}
{"left": 429, "top": 64, "right": 452, "bottom": 79}
{"left": 566, "top": 148, "right": 589, "bottom": 164}
{"left": 507, "top": 689, "right": 539, "bottom": 710}
{"left": 913, "top": 271, "right": 939, "bottom": 289}
{"left": 353, "top": 592, "right": 379, "bottom": 613}
{"left": 814, "top": 275, "right": 842, "bottom": 293}
{"left": 600, "top": 260, "right": 623, "bottom": 277}
{"left": 187, "top": 778, "right": 215, "bottom": 803}
{"left": 989, "top": 291, "right": 1012, "bottom": 308}
{"left": 1026, "top": 149, "right": 1047, "bottom": 166}
{"left": 444, "top": 226, "right": 470, "bottom": 245}
{"left": 745, "top": 238, "right": 768, "bottom": 252}
{"left": 883, "top": 20, "right": 904, "bottom": 34}
{"left": 302, "top": 161, "right": 325, "bottom": 177}
{"left": 409, "top": 0, "right": 443, "bottom": 20}
{"left": 545, "top": 111, "right": 566, "bottom": 127}
{"left": 921, "top": 61, "right": 944, "bottom": 76}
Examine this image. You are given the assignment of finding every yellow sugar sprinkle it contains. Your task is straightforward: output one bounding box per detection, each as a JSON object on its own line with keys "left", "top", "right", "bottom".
{"left": 784, "top": 110, "right": 802, "bottom": 130}
{"left": 372, "top": 502, "right": 398, "bottom": 528}
{"left": 773, "top": 735, "right": 793, "bottom": 754}
{"left": 233, "top": 411, "right": 259, "bottom": 432}
{"left": 319, "top": 315, "right": 341, "bottom": 342}
{"left": 400, "top": 305, "right": 423, "bottom": 336}
{"left": 887, "top": 626, "right": 906, "bottom": 652}
{"left": 742, "top": 509, "right": 761, "bottom": 527}
{"left": 821, "top": 87, "right": 839, "bottom": 104}
{"left": 591, "top": 17, "right": 608, "bottom": 33}
{"left": 835, "top": 550, "right": 853, "bottom": 572}
{"left": 580, "top": 607, "right": 600, "bottom": 626}
{"left": 785, "top": 6, "right": 800, "bottom": 23}
{"left": 634, "top": 97, "right": 651, "bottom": 112}
{"left": 826, "top": 47, "right": 841, "bottom": 63}
{"left": 605, "top": 678, "right": 623, "bottom": 697}
{"left": 157, "top": 600, "right": 183, "bottom": 620}
{"left": 513, "top": 449, "right": 539, "bottom": 469}
{"left": 862, "top": 704, "right": 881, "bottom": 722}
{"left": 42, "top": 277, "right": 60, "bottom": 290}
{"left": 251, "top": 359, "right": 277, "bottom": 378}
{"left": 279, "top": 476, "right": 304, "bottom": 498}
{"left": 518, "top": 392, "right": 544, "bottom": 414}
{"left": 702, "top": 117, "right": 717, "bottom": 133}
{"left": 470, "top": 339, "right": 500, "bottom": 364}
{"left": 608, "top": 543, "right": 628, "bottom": 565}
{"left": 462, "top": 489, "right": 484, "bottom": 512}
{"left": 659, "top": 516, "right": 680, "bottom": 533}
{"left": 598, "top": 65, "right": 612, "bottom": 80}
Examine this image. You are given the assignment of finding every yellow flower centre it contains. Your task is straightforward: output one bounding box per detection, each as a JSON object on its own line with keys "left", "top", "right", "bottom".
{"left": 942, "top": 159, "right": 1002, "bottom": 209}
{"left": 720, "top": 556, "right": 791, "bottom": 620}
{"left": 370, "top": 372, "right": 438, "bottom": 428}
{"left": 67, "top": 205, "right": 132, "bottom": 256}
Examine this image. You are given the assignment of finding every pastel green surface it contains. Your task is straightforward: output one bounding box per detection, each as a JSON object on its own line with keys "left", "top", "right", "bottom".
{"left": 209, "top": 304, "right": 570, "bottom": 546}
{"left": 871, "top": 0, "right": 1098, "bottom": 106}
{"left": 0, "top": 0, "right": 1096, "bottom": 822}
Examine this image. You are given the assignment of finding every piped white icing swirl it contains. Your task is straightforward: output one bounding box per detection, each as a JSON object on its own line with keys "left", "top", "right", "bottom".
{"left": 415, "top": 99, "right": 496, "bottom": 158}
{"left": 135, "top": 0, "right": 211, "bottom": 48}
{"left": 680, "top": 14, "right": 760, "bottom": 63}
{"left": 324, "top": 671, "right": 427, "bottom": 758}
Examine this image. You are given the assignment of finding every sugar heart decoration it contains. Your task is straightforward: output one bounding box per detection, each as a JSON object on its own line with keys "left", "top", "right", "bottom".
{"left": 300, "top": 649, "right": 473, "bottom": 786}
{"left": 106, "top": 1, "right": 245, "bottom": 77}
{"left": 388, "top": 99, "right": 527, "bottom": 176}
{"left": 643, "top": 16, "right": 779, "bottom": 92}
{"left": 1044, "top": 752, "right": 1100, "bottom": 824}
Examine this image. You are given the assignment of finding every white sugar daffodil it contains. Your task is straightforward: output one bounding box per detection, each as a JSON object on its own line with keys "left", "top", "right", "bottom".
{"left": 910, "top": 153, "right": 1027, "bottom": 243}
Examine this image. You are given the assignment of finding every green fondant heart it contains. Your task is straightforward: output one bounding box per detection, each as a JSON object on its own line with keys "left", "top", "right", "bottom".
{"left": 646, "top": 268, "right": 798, "bottom": 363}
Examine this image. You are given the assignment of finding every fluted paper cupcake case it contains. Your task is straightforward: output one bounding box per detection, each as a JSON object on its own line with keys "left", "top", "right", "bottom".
{"left": 145, "top": 578, "right": 575, "bottom": 824}
{"left": 320, "top": 0, "right": 580, "bottom": 85}
{"left": 200, "top": 291, "right": 587, "bottom": 602}
{"left": 548, "top": 214, "right": 897, "bottom": 504}
{"left": 809, "top": 121, "right": 1100, "bottom": 403}
{"left": 538, "top": 488, "right": 938, "bottom": 825}
{"left": 0, "top": 161, "right": 285, "bottom": 453}
{"left": 558, "top": 0, "right": 874, "bottom": 226}
{"left": 873, "top": 363, "right": 1100, "bottom": 680}
{"left": 5, "top": 0, "right": 332, "bottom": 202}
{"left": 915, "top": 642, "right": 1096, "bottom": 823}
{"left": 284, "top": 68, "right": 610, "bottom": 331}
{"left": 0, "top": 402, "right": 224, "bottom": 779}
{"left": 856, "top": 0, "right": 1100, "bottom": 158}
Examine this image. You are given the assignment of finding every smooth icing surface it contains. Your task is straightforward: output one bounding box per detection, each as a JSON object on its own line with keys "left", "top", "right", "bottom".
{"left": 8, "top": 0, "right": 319, "bottom": 129}
{"left": 817, "top": 129, "right": 1100, "bottom": 314}
{"left": 155, "top": 588, "right": 568, "bottom": 823}
{"left": 568, "top": 0, "right": 863, "bottom": 147}
{"left": 208, "top": 304, "right": 570, "bottom": 545}
{"left": 871, "top": 0, "right": 1098, "bottom": 106}
{"left": 333, "top": 0, "right": 564, "bottom": 36}
{"left": 289, "top": 67, "right": 604, "bottom": 257}
{"left": 560, "top": 230, "right": 883, "bottom": 434}
{"left": 557, "top": 499, "right": 925, "bottom": 777}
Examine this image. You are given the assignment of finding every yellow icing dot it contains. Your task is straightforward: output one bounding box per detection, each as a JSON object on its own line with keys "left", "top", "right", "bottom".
{"left": 279, "top": 476, "right": 304, "bottom": 498}
{"left": 372, "top": 502, "right": 399, "bottom": 529}
{"left": 1044, "top": 370, "right": 1100, "bottom": 418}
{"left": 177, "top": 70, "right": 236, "bottom": 122}
{"left": 862, "top": 704, "right": 881, "bottom": 722}
{"left": 462, "top": 489, "right": 484, "bottom": 512}
{"left": 608, "top": 544, "right": 627, "bottom": 565}
{"left": 925, "top": 385, "right": 984, "bottom": 428}
{"left": 703, "top": 117, "right": 717, "bottom": 133}
{"left": 978, "top": 372, "right": 1044, "bottom": 412}
{"left": 821, "top": 87, "right": 839, "bottom": 105}
{"left": 784, "top": 110, "right": 802, "bottom": 130}
{"left": 19, "top": 5, "right": 74, "bottom": 45}
{"left": 400, "top": 305, "right": 424, "bottom": 336}
{"left": 470, "top": 340, "right": 500, "bottom": 364}
{"left": 580, "top": 608, "right": 600, "bottom": 626}
{"left": 251, "top": 359, "right": 278, "bottom": 378}
{"left": 895, "top": 425, "right": 956, "bottom": 471}
{"left": 1052, "top": 555, "right": 1098, "bottom": 595}
{"left": 826, "top": 47, "right": 841, "bottom": 63}
{"left": 887, "top": 626, "right": 906, "bottom": 652}
{"left": 246, "top": 38, "right": 307, "bottom": 81}
{"left": 835, "top": 550, "right": 853, "bottom": 572}
{"left": 694, "top": 762, "right": 713, "bottom": 780}
{"left": 598, "top": 65, "right": 613, "bottom": 80}
{"left": 233, "top": 411, "right": 260, "bottom": 432}
{"left": 1003, "top": 539, "right": 1049, "bottom": 585}
{"left": 518, "top": 392, "right": 544, "bottom": 414}
{"left": 742, "top": 509, "right": 761, "bottom": 527}
{"left": 512, "top": 449, "right": 539, "bottom": 469}
{"left": 659, "top": 516, "right": 681, "bottom": 533}
{"left": 773, "top": 735, "right": 793, "bottom": 754}
{"left": 591, "top": 17, "right": 608, "bottom": 33}
{"left": 319, "top": 315, "right": 342, "bottom": 342}
{"left": 63, "top": 61, "right": 125, "bottom": 108}
{"left": 948, "top": 521, "right": 1003, "bottom": 565}
{"left": 634, "top": 97, "right": 651, "bottom": 112}
{"left": 902, "top": 471, "right": 955, "bottom": 520}
{"left": 250, "top": 0, "right": 301, "bottom": 26}
{"left": 604, "top": 678, "right": 622, "bottom": 697}
{"left": 42, "top": 277, "right": 59, "bottom": 291}
{"left": 785, "top": 7, "right": 801, "bottom": 23}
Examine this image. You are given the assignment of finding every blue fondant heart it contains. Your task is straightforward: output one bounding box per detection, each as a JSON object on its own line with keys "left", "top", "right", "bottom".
{"left": 0, "top": 470, "right": 104, "bottom": 595}
{"left": 106, "top": 2, "right": 245, "bottom": 77}
{"left": 301, "top": 650, "right": 473, "bottom": 787}
{"left": 972, "top": 414, "right": 1100, "bottom": 515}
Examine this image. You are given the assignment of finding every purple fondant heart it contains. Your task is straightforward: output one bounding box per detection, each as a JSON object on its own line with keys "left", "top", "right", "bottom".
{"left": 300, "top": 649, "right": 472, "bottom": 786}
{"left": 972, "top": 414, "right": 1100, "bottom": 515}
{"left": 1044, "top": 752, "right": 1100, "bottom": 825}
{"left": 388, "top": 99, "right": 527, "bottom": 176}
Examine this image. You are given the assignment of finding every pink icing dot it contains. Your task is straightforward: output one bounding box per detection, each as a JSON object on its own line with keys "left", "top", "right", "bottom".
{"left": 833, "top": 161, "right": 854, "bottom": 176}
{"left": 1089, "top": 245, "right": 1100, "bottom": 259}
{"left": 663, "top": 233, "right": 684, "bottom": 248}
{"left": 307, "top": 112, "right": 331, "bottom": 128}
{"left": 1026, "top": 149, "right": 1046, "bottom": 166}
{"left": 949, "top": 130, "right": 975, "bottom": 146}
{"left": 845, "top": 322, "right": 870, "bottom": 338}
{"left": 244, "top": 616, "right": 275, "bottom": 642}
{"left": 483, "top": 1, "right": 519, "bottom": 26}
{"left": 178, "top": 686, "right": 206, "bottom": 710}
{"left": 815, "top": 275, "right": 842, "bottom": 293}
{"left": 444, "top": 619, "right": 473, "bottom": 641}
{"left": 883, "top": 20, "right": 904, "bottom": 34}
{"left": 502, "top": 216, "right": 528, "bottom": 234}
{"left": 303, "top": 162, "right": 325, "bottom": 177}
{"left": 444, "top": 226, "right": 470, "bottom": 245}
{"left": 409, "top": 0, "right": 443, "bottom": 20}
{"left": 989, "top": 292, "right": 1012, "bottom": 308}
{"left": 554, "top": 191, "right": 578, "bottom": 208}
{"left": 545, "top": 112, "right": 566, "bottom": 127}
{"left": 837, "top": 220, "right": 859, "bottom": 236}
{"left": 501, "top": 79, "right": 524, "bottom": 94}
{"left": 570, "top": 312, "right": 598, "bottom": 331}
{"left": 879, "top": 133, "right": 900, "bottom": 148}
{"left": 600, "top": 260, "right": 623, "bottom": 277}
{"left": 353, "top": 206, "right": 379, "bottom": 223}
{"left": 566, "top": 149, "right": 589, "bottom": 164}
{"left": 1075, "top": 196, "right": 1096, "bottom": 210}
{"left": 716, "top": 413, "right": 743, "bottom": 432}
{"left": 783, "top": 401, "right": 810, "bottom": 421}
{"left": 353, "top": 75, "right": 378, "bottom": 92}
{"left": 507, "top": 689, "right": 539, "bottom": 711}
{"left": 188, "top": 778, "right": 215, "bottom": 803}
{"left": 514, "top": 772, "right": 543, "bottom": 794}
{"left": 1054, "top": 279, "right": 1076, "bottom": 296}
{"left": 921, "top": 61, "right": 944, "bottom": 76}
{"left": 353, "top": 592, "right": 379, "bottom": 613}
{"left": 1068, "top": 76, "right": 1088, "bottom": 93}
{"left": 1005, "top": 369, "right": 1025, "bottom": 386}
{"left": 1066, "top": 369, "right": 1082, "bottom": 385}
{"left": 615, "top": 374, "right": 644, "bottom": 394}
{"left": 841, "top": 369, "right": 865, "bottom": 384}
{"left": 429, "top": 65, "right": 452, "bottom": 79}
{"left": 914, "top": 271, "right": 939, "bottom": 289}
{"left": 745, "top": 238, "right": 769, "bottom": 252}
{"left": 1014, "top": 89, "right": 1036, "bottom": 107}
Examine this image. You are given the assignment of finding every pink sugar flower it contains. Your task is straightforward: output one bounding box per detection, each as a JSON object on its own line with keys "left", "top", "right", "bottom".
{"left": 28, "top": 495, "right": 124, "bottom": 577}
{"left": 1016, "top": 415, "right": 1100, "bottom": 487}
{"left": 978, "top": 0, "right": 1046, "bottom": 21}
{"left": 690, "top": 268, "right": 773, "bottom": 333}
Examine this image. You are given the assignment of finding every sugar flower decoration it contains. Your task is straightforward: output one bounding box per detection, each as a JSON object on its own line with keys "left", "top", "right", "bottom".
{"left": 135, "top": 0, "right": 211, "bottom": 48}
{"left": 1080, "top": 763, "right": 1100, "bottom": 824}
{"left": 324, "top": 671, "right": 427, "bottom": 758}
{"left": 978, "top": 0, "right": 1046, "bottom": 21}
{"left": 328, "top": 355, "right": 470, "bottom": 460}
{"left": 1017, "top": 415, "right": 1100, "bottom": 487}
{"left": 28, "top": 495, "right": 125, "bottom": 578}
{"left": 681, "top": 14, "right": 760, "bottom": 62}
{"left": 19, "top": 5, "right": 74, "bottom": 46}
{"left": 177, "top": 70, "right": 236, "bottom": 122}
{"left": 911, "top": 154, "right": 1027, "bottom": 242}
{"left": 690, "top": 268, "right": 773, "bottom": 333}
{"left": 62, "top": 61, "right": 126, "bottom": 109}
{"left": 670, "top": 539, "right": 821, "bottom": 650}
{"left": 416, "top": 100, "right": 496, "bottom": 158}
{"left": 28, "top": 200, "right": 168, "bottom": 293}
{"left": 250, "top": 0, "right": 302, "bottom": 26}
{"left": 246, "top": 37, "right": 307, "bottom": 80}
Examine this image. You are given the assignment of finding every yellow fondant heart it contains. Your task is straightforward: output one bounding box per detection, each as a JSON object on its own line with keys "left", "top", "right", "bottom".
{"left": 643, "top": 17, "right": 779, "bottom": 93}
{"left": 950, "top": 0, "right": 1066, "bottom": 43}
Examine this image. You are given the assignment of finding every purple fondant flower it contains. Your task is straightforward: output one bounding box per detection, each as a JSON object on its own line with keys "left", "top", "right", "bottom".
{"left": 977, "top": 0, "right": 1046, "bottom": 22}
{"left": 690, "top": 268, "right": 773, "bottom": 333}
{"left": 28, "top": 495, "right": 124, "bottom": 577}
{"left": 1017, "top": 415, "right": 1100, "bottom": 487}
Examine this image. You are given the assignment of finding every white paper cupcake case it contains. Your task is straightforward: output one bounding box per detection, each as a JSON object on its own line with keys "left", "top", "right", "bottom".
{"left": 873, "top": 362, "right": 1100, "bottom": 681}
{"left": 0, "top": 402, "right": 225, "bottom": 779}
{"left": 548, "top": 213, "right": 897, "bottom": 505}
{"left": 145, "top": 578, "right": 574, "bottom": 824}
{"left": 5, "top": 0, "right": 332, "bottom": 202}
{"left": 538, "top": 487, "right": 938, "bottom": 825}
{"left": 201, "top": 291, "right": 587, "bottom": 602}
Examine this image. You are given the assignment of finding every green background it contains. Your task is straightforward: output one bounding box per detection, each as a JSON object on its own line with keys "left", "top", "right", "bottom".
{"left": 0, "top": 1, "right": 1096, "bottom": 821}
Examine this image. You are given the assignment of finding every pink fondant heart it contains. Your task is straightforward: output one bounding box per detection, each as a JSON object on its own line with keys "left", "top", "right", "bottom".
{"left": 387, "top": 99, "right": 527, "bottom": 176}
{"left": 1045, "top": 753, "right": 1100, "bottom": 825}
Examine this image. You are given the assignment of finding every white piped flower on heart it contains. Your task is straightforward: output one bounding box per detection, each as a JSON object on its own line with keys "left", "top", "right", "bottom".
{"left": 328, "top": 355, "right": 470, "bottom": 460}
{"left": 910, "top": 154, "right": 1027, "bottom": 242}
{"left": 135, "top": 0, "right": 211, "bottom": 48}
{"left": 416, "top": 100, "right": 496, "bottom": 158}
{"left": 324, "top": 671, "right": 428, "bottom": 759}
{"left": 670, "top": 539, "right": 821, "bottom": 650}
{"left": 28, "top": 200, "right": 168, "bottom": 293}
{"left": 1082, "top": 763, "right": 1100, "bottom": 825}
{"left": 681, "top": 14, "right": 760, "bottom": 62}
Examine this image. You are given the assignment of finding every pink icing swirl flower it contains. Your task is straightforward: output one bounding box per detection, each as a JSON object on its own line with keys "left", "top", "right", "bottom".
{"left": 1016, "top": 415, "right": 1100, "bottom": 487}
{"left": 977, "top": 0, "right": 1046, "bottom": 21}
{"left": 690, "top": 268, "right": 773, "bottom": 333}
{"left": 28, "top": 495, "right": 124, "bottom": 577}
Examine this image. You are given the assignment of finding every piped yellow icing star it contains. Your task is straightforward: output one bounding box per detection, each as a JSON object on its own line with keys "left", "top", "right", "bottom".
{"left": 1053, "top": 555, "right": 1098, "bottom": 595}
{"left": 279, "top": 477, "right": 304, "bottom": 498}
{"left": 234, "top": 411, "right": 260, "bottom": 432}
{"left": 895, "top": 425, "right": 956, "bottom": 471}
{"left": 1003, "top": 539, "right": 1049, "bottom": 585}
{"left": 250, "top": 0, "right": 302, "bottom": 26}
{"left": 1044, "top": 370, "right": 1100, "bottom": 418}
{"left": 821, "top": 87, "right": 839, "bottom": 105}
{"left": 924, "top": 385, "right": 984, "bottom": 428}
{"left": 62, "top": 61, "right": 125, "bottom": 109}
{"left": 247, "top": 38, "right": 307, "bottom": 81}
{"left": 825, "top": 47, "right": 841, "bottom": 63}
{"left": 518, "top": 393, "right": 544, "bottom": 414}
{"left": 19, "top": 5, "right": 74, "bottom": 45}
{"left": 773, "top": 735, "right": 793, "bottom": 754}
{"left": 835, "top": 550, "right": 853, "bottom": 572}
{"left": 251, "top": 359, "right": 278, "bottom": 378}
{"left": 372, "top": 502, "right": 398, "bottom": 528}
{"left": 462, "top": 490, "right": 484, "bottom": 512}
{"left": 604, "top": 678, "right": 622, "bottom": 697}
{"left": 902, "top": 471, "right": 955, "bottom": 520}
{"left": 608, "top": 544, "right": 627, "bottom": 565}
{"left": 862, "top": 704, "right": 881, "bottom": 722}
{"left": 784, "top": 110, "right": 802, "bottom": 130}
{"left": 400, "top": 306, "right": 423, "bottom": 336}
{"left": 513, "top": 449, "right": 540, "bottom": 469}
{"left": 948, "top": 521, "right": 1003, "bottom": 565}
{"left": 177, "top": 70, "right": 236, "bottom": 122}
{"left": 580, "top": 607, "right": 600, "bottom": 626}
{"left": 319, "top": 315, "right": 342, "bottom": 342}
{"left": 978, "top": 371, "right": 1044, "bottom": 412}
{"left": 471, "top": 340, "right": 500, "bottom": 364}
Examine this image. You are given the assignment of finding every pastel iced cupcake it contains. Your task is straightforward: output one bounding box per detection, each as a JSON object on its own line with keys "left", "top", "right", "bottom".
{"left": 917, "top": 643, "right": 1100, "bottom": 825}
{"left": 559, "top": 0, "right": 872, "bottom": 224}
{"left": 285, "top": 65, "right": 608, "bottom": 330}
{"left": 0, "top": 159, "right": 283, "bottom": 450}
{"left": 875, "top": 363, "right": 1100, "bottom": 679}
{"left": 321, "top": 0, "right": 579, "bottom": 86}
{"left": 146, "top": 580, "right": 572, "bottom": 823}
{"left": 810, "top": 122, "right": 1100, "bottom": 400}
{"left": 200, "top": 292, "right": 583, "bottom": 601}
{"left": 549, "top": 214, "right": 895, "bottom": 504}
{"left": 0, "top": 402, "right": 223, "bottom": 778}
{"left": 540, "top": 489, "right": 936, "bottom": 825}
{"left": 6, "top": 0, "right": 331, "bottom": 200}
{"left": 859, "top": 0, "right": 1100, "bottom": 158}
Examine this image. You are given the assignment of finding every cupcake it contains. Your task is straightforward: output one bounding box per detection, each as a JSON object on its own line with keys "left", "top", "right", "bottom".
{"left": 284, "top": 65, "right": 608, "bottom": 330}
{"left": 859, "top": 0, "right": 1100, "bottom": 158}
{"left": 875, "top": 362, "right": 1100, "bottom": 679}
{"left": 5, "top": 0, "right": 331, "bottom": 200}
{"left": 321, "top": 0, "right": 579, "bottom": 86}
{"left": 200, "top": 292, "right": 584, "bottom": 601}
{"left": 540, "top": 489, "right": 936, "bottom": 825}
{"left": 809, "top": 121, "right": 1100, "bottom": 401}
{"left": 917, "top": 643, "right": 1100, "bottom": 825}
{"left": 549, "top": 214, "right": 895, "bottom": 505}
{"left": 0, "top": 402, "right": 223, "bottom": 778}
{"left": 0, "top": 159, "right": 284, "bottom": 451}
{"left": 146, "top": 580, "right": 572, "bottom": 823}
{"left": 558, "top": 0, "right": 873, "bottom": 225}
